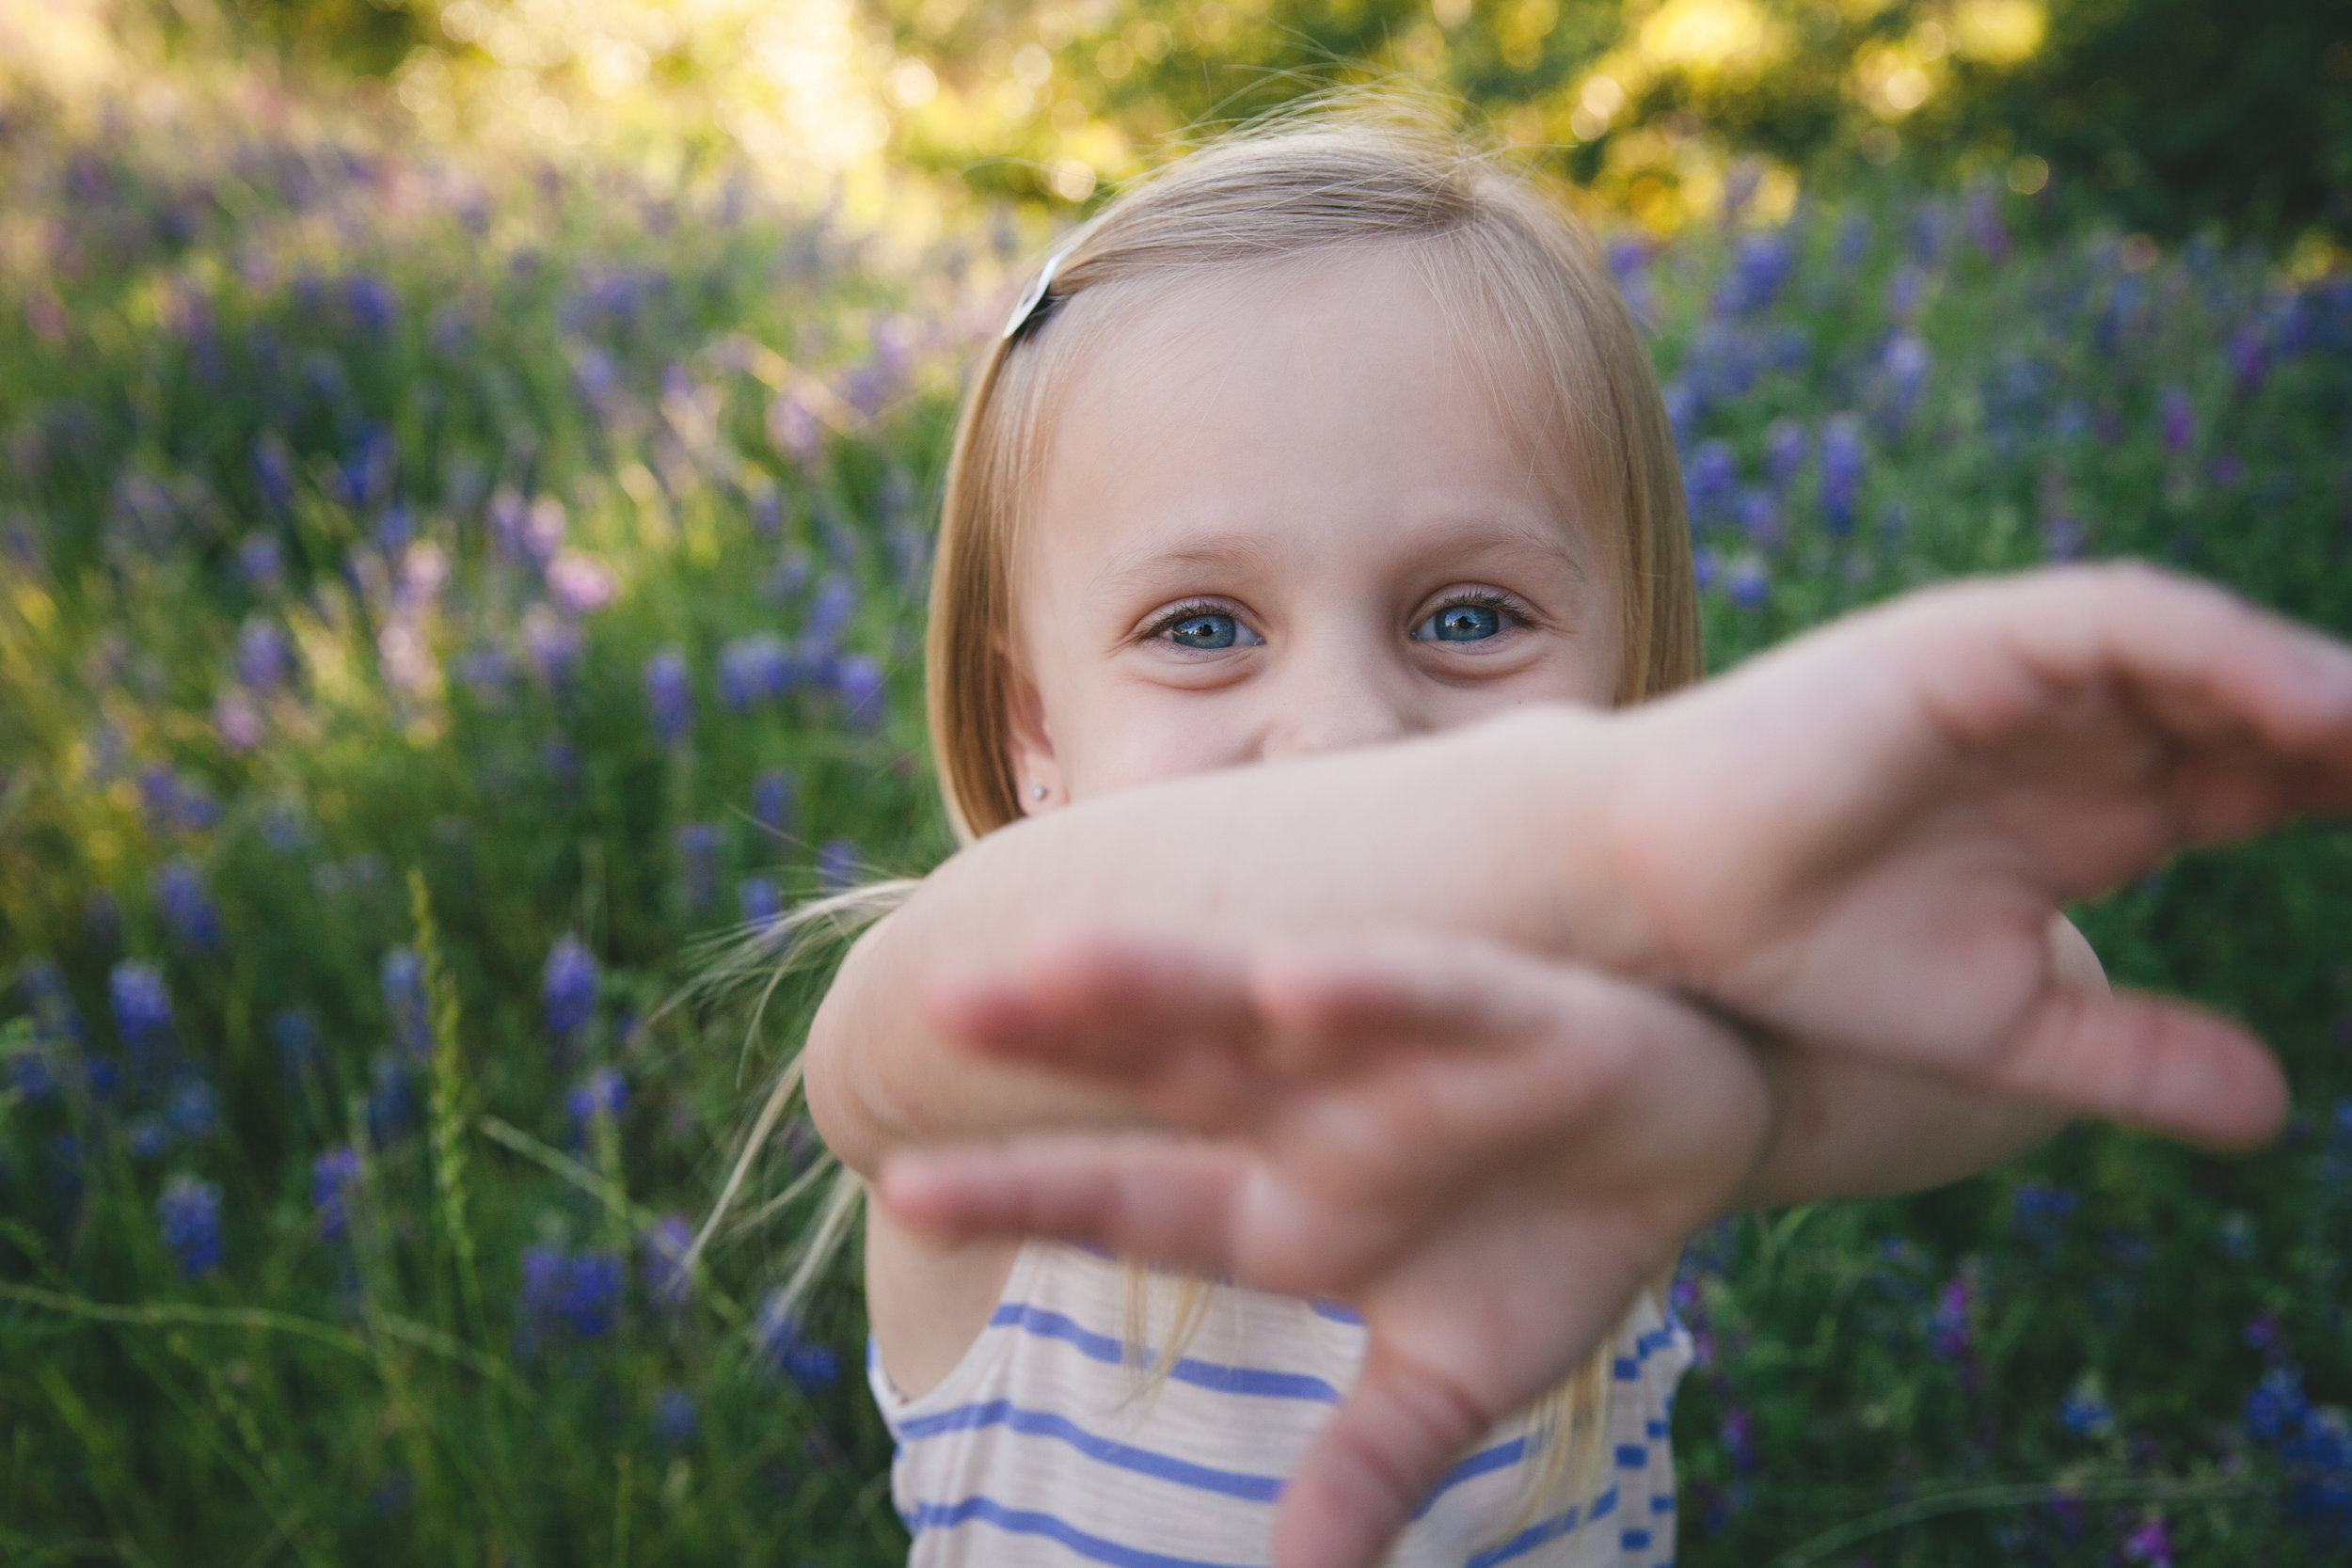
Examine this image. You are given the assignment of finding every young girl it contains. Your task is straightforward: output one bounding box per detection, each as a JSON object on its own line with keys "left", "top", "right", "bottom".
{"left": 742, "top": 118, "right": 2352, "bottom": 1568}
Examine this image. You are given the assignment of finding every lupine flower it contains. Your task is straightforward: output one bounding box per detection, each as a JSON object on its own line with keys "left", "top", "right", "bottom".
{"left": 153, "top": 861, "right": 221, "bottom": 951}
{"left": 642, "top": 1213, "right": 694, "bottom": 1307}
{"left": 2058, "top": 1374, "right": 2114, "bottom": 1436}
{"left": 567, "top": 1066, "right": 628, "bottom": 1137}
{"left": 521, "top": 605, "right": 581, "bottom": 685}
{"left": 2010, "top": 1180, "right": 2078, "bottom": 1251}
{"left": 1682, "top": 439, "right": 1738, "bottom": 522}
{"left": 751, "top": 768, "right": 797, "bottom": 836}
{"left": 1714, "top": 231, "right": 1794, "bottom": 317}
{"left": 767, "top": 392, "right": 822, "bottom": 461}
{"left": 251, "top": 435, "right": 297, "bottom": 514}
{"left": 1819, "top": 414, "right": 1865, "bottom": 533}
{"left": 1763, "top": 419, "right": 1808, "bottom": 490}
{"left": 803, "top": 574, "right": 857, "bottom": 651}
{"left": 271, "top": 1008, "right": 319, "bottom": 1085}
{"left": 2121, "top": 1517, "right": 2172, "bottom": 1566}
{"left": 487, "top": 487, "right": 529, "bottom": 558}
{"left": 739, "top": 877, "right": 784, "bottom": 928}
{"left": 2159, "top": 388, "right": 2195, "bottom": 453}
{"left": 1719, "top": 1406, "right": 1757, "bottom": 1472}
{"left": 717, "top": 635, "right": 792, "bottom": 709}
{"left": 1724, "top": 556, "right": 1770, "bottom": 610}
{"left": 522, "top": 498, "right": 566, "bottom": 564}
{"left": 374, "top": 505, "right": 413, "bottom": 561}
{"left": 755, "top": 1291, "right": 841, "bottom": 1390}
{"left": 1930, "top": 1275, "right": 1973, "bottom": 1360}
{"left": 546, "top": 552, "right": 619, "bottom": 614}
{"left": 344, "top": 275, "right": 397, "bottom": 334}
{"left": 1881, "top": 334, "right": 1931, "bottom": 422}
{"left": 1691, "top": 546, "right": 1720, "bottom": 594}
{"left": 651, "top": 1386, "right": 699, "bottom": 1448}
{"left": 1735, "top": 489, "right": 1781, "bottom": 550}
{"left": 676, "top": 823, "right": 721, "bottom": 911}
{"left": 166, "top": 1077, "right": 216, "bottom": 1137}
{"left": 380, "top": 947, "right": 430, "bottom": 1059}
{"left": 110, "top": 960, "right": 174, "bottom": 1051}
{"left": 2228, "top": 322, "right": 2267, "bottom": 391}
{"left": 518, "top": 1245, "right": 627, "bottom": 1345}
{"left": 1963, "top": 184, "right": 2010, "bottom": 262}
{"left": 236, "top": 532, "right": 284, "bottom": 588}
{"left": 818, "top": 839, "right": 860, "bottom": 891}
{"left": 312, "top": 1145, "right": 361, "bottom": 1238}
{"left": 157, "top": 1173, "right": 222, "bottom": 1275}
{"left": 644, "top": 649, "right": 692, "bottom": 744}
{"left": 749, "top": 482, "right": 785, "bottom": 535}
{"left": 367, "top": 1053, "right": 415, "bottom": 1145}
{"left": 834, "top": 655, "right": 886, "bottom": 731}
{"left": 542, "top": 936, "right": 598, "bottom": 1044}
{"left": 213, "top": 690, "right": 263, "bottom": 752}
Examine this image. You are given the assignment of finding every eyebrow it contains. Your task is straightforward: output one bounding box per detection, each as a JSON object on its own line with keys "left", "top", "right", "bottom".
{"left": 1090, "top": 515, "right": 1589, "bottom": 600}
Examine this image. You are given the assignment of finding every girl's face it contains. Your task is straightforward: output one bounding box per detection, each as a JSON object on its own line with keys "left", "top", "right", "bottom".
{"left": 1007, "top": 246, "right": 1623, "bottom": 809}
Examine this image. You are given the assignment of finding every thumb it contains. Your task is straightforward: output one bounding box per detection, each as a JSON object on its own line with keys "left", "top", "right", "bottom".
{"left": 1272, "top": 1342, "right": 1496, "bottom": 1568}
{"left": 1985, "top": 986, "right": 2288, "bottom": 1149}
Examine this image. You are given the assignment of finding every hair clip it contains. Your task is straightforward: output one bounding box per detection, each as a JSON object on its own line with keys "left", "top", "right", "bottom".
{"left": 1001, "top": 245, "right": 1073, "bottom": 343}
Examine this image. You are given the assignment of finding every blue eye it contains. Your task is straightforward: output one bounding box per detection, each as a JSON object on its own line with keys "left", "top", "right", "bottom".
{"left": 1167, "top": 611, "right": 1242, "bottom": 649}
{"left": 1416, "top": 602, "right": 1504, "bottom": 642}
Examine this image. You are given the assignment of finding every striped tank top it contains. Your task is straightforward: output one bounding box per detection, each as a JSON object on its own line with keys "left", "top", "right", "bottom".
{"left": 867, "top": 1240, "right": 1692, "bottom": 1568}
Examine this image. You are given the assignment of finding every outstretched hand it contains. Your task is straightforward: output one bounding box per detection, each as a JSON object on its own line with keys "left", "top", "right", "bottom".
{"left": 880, "top": 928, "right": 1770, "bottom": 1568}
{"left": 1596, "top": 562, "right": 2352, "bottom": 1147}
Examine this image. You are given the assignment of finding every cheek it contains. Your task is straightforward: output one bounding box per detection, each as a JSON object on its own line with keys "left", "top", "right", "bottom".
{"left": 1059, "top": 686, "right": 1263, "bottom": 799}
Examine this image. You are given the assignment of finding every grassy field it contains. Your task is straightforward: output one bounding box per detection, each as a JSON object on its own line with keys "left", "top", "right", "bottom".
{"left": 3, "top": 29, "right": 2351, "bottom": 1568}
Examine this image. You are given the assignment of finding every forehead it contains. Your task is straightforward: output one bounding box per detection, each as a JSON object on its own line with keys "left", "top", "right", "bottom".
{"left": 1019, "top": 247, "right": 1601, "bottom": 596}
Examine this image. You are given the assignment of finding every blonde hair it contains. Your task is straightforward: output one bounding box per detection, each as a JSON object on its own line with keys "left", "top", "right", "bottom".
{"left": 705, "top": 105, "right": 1702, "bottom": 1539}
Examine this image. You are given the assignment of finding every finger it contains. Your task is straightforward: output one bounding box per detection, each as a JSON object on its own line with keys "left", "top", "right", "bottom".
{"left": 1982, "top": 984, "right": 2288, "bottom": 1149}
{"left": 1270, "top": 1342, "right": 1498, "bottom": 1568}
{"left": 1247, "top": 939, "right": 1569, "bottom": 1076}
{"left": 924, "top": 926, "right": 1265, "bottom": 1082}
{"left": 877, "top": 1136, "right": 1253, "bottom": 1275}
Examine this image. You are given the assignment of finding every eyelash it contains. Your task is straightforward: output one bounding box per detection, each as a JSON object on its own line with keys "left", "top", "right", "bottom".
{"left": 1137, "top": 590, "right": 1537, "bottom": 644}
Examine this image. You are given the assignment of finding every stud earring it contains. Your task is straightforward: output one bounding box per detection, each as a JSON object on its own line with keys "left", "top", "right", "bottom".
{"left": 1030, "top": 783, "right": 1048, "bottom": 801}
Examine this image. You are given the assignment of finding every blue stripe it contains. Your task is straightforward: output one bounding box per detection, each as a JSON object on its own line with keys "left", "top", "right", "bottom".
{"left": 989, "top": 1302, "right": 1343, "bottom": 1402}
{"left": 1615, "top": 1443, "right": 1649, "bottom": 1468}
{"left": 1646, "top": 1418, "right": 1670, "bottom": 1439}
{"left": 905, "top": 1495, "right": 1255, "bottom": 1568}
{"left": 1409, "top": 1436, "right": 1529, "bottom": 1520}
{"left": 897, "top": 1400, "right": 1283, "bottom": 1502}
{"left": 1620, "top": 1528, "right": 1652, "bottom": 1552}
{"left": 1461, "top": 1486, "right": 1618, "bottom": 1568}
{"left": 1651, "top": 1493, "right": 1676, "bottom": 1513}
{"left": 1307, "top": 1297, "right": 1362, "bottom": 1325}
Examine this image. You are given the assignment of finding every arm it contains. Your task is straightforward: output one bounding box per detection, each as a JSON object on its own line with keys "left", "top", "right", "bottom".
{"left": 1728, "top": 914, "right": 2102, "bottom": 1210}
{"left": 804, "top": 709, "right": 1626, "bottom": 1175}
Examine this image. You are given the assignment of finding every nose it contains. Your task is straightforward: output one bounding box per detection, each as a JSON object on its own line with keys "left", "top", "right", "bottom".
{"left": 1257, "top": 639, "right": 1420, "bottom": 762}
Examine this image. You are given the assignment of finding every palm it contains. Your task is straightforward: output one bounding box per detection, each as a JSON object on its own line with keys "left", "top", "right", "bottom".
{"left": 882, "top": 931, "right": 1768, "bottom": 1568}
{"left": 1600, "top": 564, "right": 2352, "bottom": 1143}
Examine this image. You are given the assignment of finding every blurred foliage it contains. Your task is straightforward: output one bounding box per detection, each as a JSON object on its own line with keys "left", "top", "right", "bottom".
{"left": 199, "top": 0, "right": 2352, "bottom": 238}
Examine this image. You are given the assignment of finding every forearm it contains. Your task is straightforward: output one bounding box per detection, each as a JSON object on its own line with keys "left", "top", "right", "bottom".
{"left": 806, "top": 705, "right": 1637, "bottom": 1175}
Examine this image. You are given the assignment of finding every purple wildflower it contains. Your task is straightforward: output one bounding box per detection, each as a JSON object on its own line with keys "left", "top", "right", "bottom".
{"left": 2121, "top": 1517, "right": 2171, "bottom": 1566}
{"left": 213, "top": 690, "right": 263, "bottom": 752}
{"left": 651, "top": 1386, "right": 698, "bottom": 1447}
{"left": 2010, "top": 1180, "right": 2078, "bottom": 1251}
{"left": 158, "top": 1173, "right": 222, "bottom": 1275}
{"left": 312, "top": 1145, "right": 362, "bottom": 1238}
{"left": 644, "top": 649, "right": 692, "bottom": 744}
{"left": 676, "top": 823, "right": 721, "bottom": 911}
{"left": 251, "top": 436, "right": 296, "bottom": 515}
{"left": 1724, "top": 556, "right": 1770, "bottom": 610}
{"left": 717, "top": 635, "right": 792, "bottom": 709}
{"left": 237, "top": 532, "right": 284, "bottom": 588}
{"left": 755, "top": 1291, "right": 841, "bottom": 1390}
{"left": 271, "top": 1008, "right": 319, "bottom": 1085}
{"left": 380, "top": 947, "right": 430, "bottom": 1059}
{"left": 1930, "top": 1275, "right": 1972, "bottom": 1360}
{"left": 834, "top": 655, "right": 886, "bottom": 731}
{"left": 542, "top": 935, "right": 598, "bottom": 1044}
{"left": 1819, "top": 414, "right": 1865, "bottom": 534}
{"left": 566, "top": 1066, "right": 628, "bottom": 1137}
{"left": 818, "top": 839, "right": 861, "bottom": 891}
{"left": 642, "top": 1213, "right": 694, "bottom": 1307}
{"left": 1764, "top": 419, "right": 1808, "bottom": 490}
{"left": 546, "top": 552, "right": 619, "bottom": 614}
{"left": 1735, "top": 489, "right": 1782, "bottom": 550}
{"left": 751, "top": 768, "right": 797, "bottom": 836}
{"left": 739, "top": 877, "right": 784, "bottom": 928}
{"left": 154, "top": 861, "right": 222, "bottom": 951}
{"left": 803, "top": 574, "right": 857, "bottom": 651}
{"left": 521, "top": 605, "right": 583, "bottom": 686}
{"left": 1683, "top": 439, "right": 1738, "bottom": 522}
{"left": 2228, "top": 322, "right": 2267, "bottom": 392}
{"left": 767, "top": 392, "right": 822, "bottom": 461}
{"left": 2058, "top": 1375, "right": 2114, "bottom": 1436}
{"left": 1719, "top": 1406, "right": 1757, "bottom": 1472}
{"left": 2159, "top": 388, "right": 2195, "bottom": 453}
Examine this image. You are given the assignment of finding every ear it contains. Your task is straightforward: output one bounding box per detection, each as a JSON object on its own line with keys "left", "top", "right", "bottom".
{"left": 1002, "top": 659, "right": 1063, "bottom": 815}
